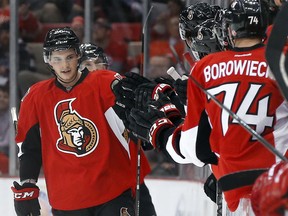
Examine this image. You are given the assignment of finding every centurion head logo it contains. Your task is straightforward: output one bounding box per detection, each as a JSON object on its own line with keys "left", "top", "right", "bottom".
{"left": 54, "top": 98, "right": 99, "bottom": 157}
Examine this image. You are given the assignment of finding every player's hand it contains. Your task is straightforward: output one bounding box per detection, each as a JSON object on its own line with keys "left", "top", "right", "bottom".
{"left": 204, "top": 173, "right": 217, "bottom": 203}
{"left": 149, "top": 92, "right": 182, "bottom": 123}
{"left": 127, "top": 108, "right": 174, "bottom": 150}
{"left": 122, "top": 72, "right": 151, "bottom": 92}
{"left": 173, "top": 79, "right": 188, "bottom": 105}
{"left": 112, "top": 79, "right": 135, "bottom": 110}
{"left": 134, "top": 82, "right": 175, "bottom": 111}
{"left": 134, "top": 82, "right": 155, "bottom": 111}
{"left": 154, "top": 77, "right": 174, "bottom": 87}
{"left": 112, "top": 79, "right": 135, "bottom": 127}
{"left": 11, "top": 181, "right": 40, "bottom": 216}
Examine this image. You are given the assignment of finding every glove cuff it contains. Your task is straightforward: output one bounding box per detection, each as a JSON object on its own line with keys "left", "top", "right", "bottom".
{"left": 149, "top": 118, "right": 174, "bottom": 149}
{"left": 12, "top": 187, "right": 39, "bottom": 201}
{"left": 152, "top": 83, "right": 174, "bottom": 100}
{"left": 159, "top": 103, "right": 181, "bottom": 121}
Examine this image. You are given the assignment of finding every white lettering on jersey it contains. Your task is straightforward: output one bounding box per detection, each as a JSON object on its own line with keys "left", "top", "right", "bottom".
{"left": 204, "top": 60, "right": 268, "bottom": 82}
{"left": 207, "top": 83, "right": 274, "bottom": 138}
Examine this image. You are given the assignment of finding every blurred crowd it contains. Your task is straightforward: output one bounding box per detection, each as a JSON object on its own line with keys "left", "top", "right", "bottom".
{"left": 0, "top": 0, "right": 284, "bottom": 181}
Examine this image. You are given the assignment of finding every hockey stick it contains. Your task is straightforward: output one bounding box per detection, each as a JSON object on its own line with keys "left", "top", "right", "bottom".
{"left": 266, "top": 2, "right": 288, "bottom": 101}
{"left": 169, "top": 44, "right": 187, "bottom": 75}
{"left": 11, "top": 107, "right": 18, "bottom": 133}
{"left": 168, "top": 67, "right": 288, "bottom": 162}
{"left": 135, "top": 5, "right": 153, "bottom": 216}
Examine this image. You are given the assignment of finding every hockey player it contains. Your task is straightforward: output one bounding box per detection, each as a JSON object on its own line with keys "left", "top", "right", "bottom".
{"left": 11, "top": 27, "right": 136, "bottom": 216}
{"left": 79, "top": 42, "right": 157, "bottom": 216}
{"left": 79, "top": 43, "right": 109, "bottom": 71}
{"left": 126, "top": 0, "right": 288, "bottom": 214}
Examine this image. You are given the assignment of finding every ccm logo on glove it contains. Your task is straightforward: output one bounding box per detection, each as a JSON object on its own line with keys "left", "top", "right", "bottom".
{"left": 12, "top": 187, "right": 39, "bottom": 201}
{"left": 159, "top": 104, "right": 177, "bottom": 113}
{"left": 150, "top": 118, "right": 171, "bottom": 134}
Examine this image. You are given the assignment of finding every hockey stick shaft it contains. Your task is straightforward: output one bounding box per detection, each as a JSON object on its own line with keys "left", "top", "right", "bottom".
{"left": 11, "top": 106, "right": 18, "bottom": 133}
{"left": 135, "top": 5, "right": 154, "bottom": 216}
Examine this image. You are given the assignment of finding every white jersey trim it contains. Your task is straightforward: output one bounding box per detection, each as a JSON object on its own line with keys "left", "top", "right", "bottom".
{"left": 166, "top": 126, "right": 205, "bottom": 167}
{"left": 273, "top": 100, "right": 288, "bottom": 162}
{"left": 105, "top": 107, "right": 130, "bottom": 158}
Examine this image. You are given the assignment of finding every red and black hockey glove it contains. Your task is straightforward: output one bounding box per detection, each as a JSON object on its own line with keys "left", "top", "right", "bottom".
{"left": 149, "top": 92, "right": 183, "bottom": 125}
{"left": 11, "top": 181, "right": 40, "bottom": 216}
{"left": 134, "top": 82, "right": 177, "bottom": 111}
{"left": 127, "top": 108, "right": 174, "bottom": 150}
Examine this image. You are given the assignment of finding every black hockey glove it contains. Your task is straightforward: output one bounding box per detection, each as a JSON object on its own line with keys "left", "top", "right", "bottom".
{"left": 134, "top": 82, "right": 155, "bottom": 111}
{"left": 173, "top": 79, "right": 188, "bottom": 105}
{"left": 112, "top": 79, "right": 135, "bottom": 127}
{"left": 135, "top": 82, "right": 186, "bottom": 117}
{"left": 154, "top": 77, "right": 174, "bottom": 87}
{"left": 204, "top": 173, "right": 217, "bottom": 203}
{"left": 127, "top": 108, "right": 174, "bottom": 150}
{"left": 149, "top": 92, "right": 182, "bottom": 125}
{"left": 11, "top": 181, "right": 40, "bottom": 216}
{"left": 134, "top": 82, "right": 175, "bottom": 110}
{"left": 122, "top": 72, "right": 151, "bottom": 92}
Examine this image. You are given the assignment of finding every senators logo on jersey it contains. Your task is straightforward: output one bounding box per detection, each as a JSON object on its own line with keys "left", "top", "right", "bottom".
{"left": 54, "top": 98, "right": 99, "bottom": 157}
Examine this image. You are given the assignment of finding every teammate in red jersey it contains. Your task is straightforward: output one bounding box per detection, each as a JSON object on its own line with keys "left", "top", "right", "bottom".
{"left": 11, "top": 27, "right": 136, "bottom": 216}
{"left": 79, "top": 42, "right": 157, "bottom": 216}
{"left": 126, "top": 0, "right": 288, "bottom": 214}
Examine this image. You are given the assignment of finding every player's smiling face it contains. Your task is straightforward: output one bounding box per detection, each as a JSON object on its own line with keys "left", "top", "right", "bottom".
{"left": 49, "top": 48, "right": 79, "bottom": 83}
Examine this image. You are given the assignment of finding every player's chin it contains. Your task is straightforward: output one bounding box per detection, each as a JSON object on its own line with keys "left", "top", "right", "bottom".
{"left": 58, "top": 74, "right": 75, "bottom": 82}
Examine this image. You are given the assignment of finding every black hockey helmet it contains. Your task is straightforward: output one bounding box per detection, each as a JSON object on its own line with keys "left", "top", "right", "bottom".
{"left": 224, "top": 0, "right": 269, "bottom": 40}
{"left": 43, "top": 27, "right": 81, "bottom": 63}
{"left": 79, "top": 43, "right": 108, "bottom": 65}
{"left": 191, "top": 19, "right": 225, "bottom": 57}
{"left": 179, "top": 2, "right": 220, "bottom": 41}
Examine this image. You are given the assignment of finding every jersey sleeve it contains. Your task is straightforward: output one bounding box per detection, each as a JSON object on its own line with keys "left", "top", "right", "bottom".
{"left": 165, "top": 64, "right": 211, "bottom": 167}
{"left": 16, "top": 86, "right": 42, "bottom": 181}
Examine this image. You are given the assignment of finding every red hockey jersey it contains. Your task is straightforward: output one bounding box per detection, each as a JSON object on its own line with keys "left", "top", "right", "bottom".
{"left": 16, "top": 70, "right": 149, "bottom": 210}
{"left": 166, "top": 44, "right": 288, "bottom": 211}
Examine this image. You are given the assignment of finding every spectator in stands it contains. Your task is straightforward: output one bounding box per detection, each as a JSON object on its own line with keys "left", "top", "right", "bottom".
{"left": 0, "top": 82, "right": 9, "bottom": 175}
{"left": 71, "top": 16, "right": 84, "bottom": 43}
{"left": 0, "top": 21, "right": 36, "bottom": 97}
{"left": 93, "top": 0, "right": 142, "bottom": 23}
{"left": 151, "top": 0, "right": 184, "bottom": 40}
{"left": 37, "top": 0, "right": 74, "bottom": 23}
{"left": 92, "top": 17, "right": 128, "bottom": 74}
{"left": 0, "top": 21, "right": 36, "bottom": 74}
{"left": 146, "top": 54, "right": 174, "bottom": 81}
{"left": 149, "top": 15, "right": 185, "bottom": 74}
{"left": 0, "top": 0, "right": 42, "bottom": 42}
{"left": 18, "top": 0, "right": 42, "bottom": 42}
